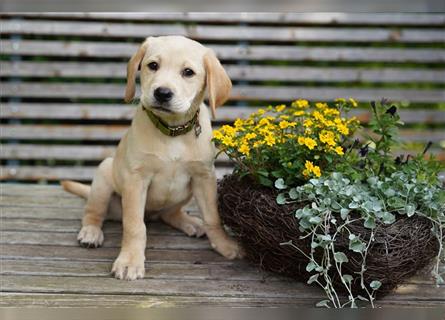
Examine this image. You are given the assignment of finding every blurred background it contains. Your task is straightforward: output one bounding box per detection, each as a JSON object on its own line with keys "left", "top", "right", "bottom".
{"left": 1, "top": 12, "right": 444, "bottom": 183}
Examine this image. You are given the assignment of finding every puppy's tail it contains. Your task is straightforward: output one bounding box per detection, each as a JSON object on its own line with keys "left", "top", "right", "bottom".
{"left": 60, "top": 180, "right": 91, "bottom": 199}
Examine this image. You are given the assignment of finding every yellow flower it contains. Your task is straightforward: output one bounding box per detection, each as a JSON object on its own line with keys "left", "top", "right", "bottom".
{"left": 315, "top": 102, "right": 328, "bottom": 110}
{"left": 298, "top": 136, "right": 317, "bottom": 150}
{"left": 303, "top": 160, "right": 322, "bottom": 178}
{"left": 304, "top": 137, "right": 317, "bottom": 150}
{"left": 305, "top": 160, "right": 315, "bottom": 171}
{"left": 336, "top": 123, "right": 350, "bottom": 135}
{"left": 264, "top": 134, "right": 276, "bottom": 146}
{"left": 279, "top": 120, "right": 296, "bottom": 129}
{"left": 222, "top": 136, "right": 236, "bottom": 147}
{"left": 303, "top": 119, "right": 314, "bottom": 128}
{"left": 293, "top": 99, "right": 309, "bottom": 109}
{"left": 280, "top": 115, "right": 290, "bottom": 120}
{"left": 319, "top": 130, "right": 336, "bottom": 147}
{"left": 257, "top": 108, "right": 266, "bottom": 115}
{"left": 334, "top": 146, "right": 344, "bottom": 155}
{"left": 323, "top": 108, "right": 340, "bottom": 117}
{"left": 221, "top": 125, "right": 236, "bottom": 136}
{"left": 258, "top": 118, "right": 270, "bottom": 126}
{"left": 323, "top": 119, "right": 335, "bottom": 127}
{"left": 213, "top": 130, "right": 223, "bottom": 140}
{"left": 275, "top": 104, "right": 286, "bottom": 112}
{"left": 349, "top": 98, "right": 358, "bottom": 107}
{"left": 238, "top": 143, "right": 250, "bottom": 156}
{"left": 245, "top": 132, "right": 257, "bottom": 140}
{"left": 293, "top": 110, "right": 305, "bottom": 117}
{"left": 335, "top": 98, "right": 346, "bottom": 103}
{"left": 312, "top": 111, "right": 325, "bottom": 122}
{"left": 312, "top": 165, "right": 321, "bottom": 177}
{"left": 234, "top": 119, "right": 244, "bottom": 127}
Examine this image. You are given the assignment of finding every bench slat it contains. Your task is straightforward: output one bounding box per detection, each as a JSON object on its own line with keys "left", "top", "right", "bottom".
{"left": 3, "top": 61, "right": 445, "bottom": 84}
{"left": 3, "top": 103, "right": 445, "bottom": 124}
{"left": 2, "top": 144, "right": 442, "bottom": 162}
{"left": 3, "top": 40, "right": 445, "bottom": 63}
{"left": 0, "top": 166, "right": 233, "bottom": 181}
{"left": 3, "top": 20, "right": 445, "bottom": 43}
{"left": 3, "top": 13, "right": 445, "bottom": 26}
{"left": 2, "top": 83, "right": 444, "bottom": 102}
{"left": 2, "top": 124, "right": 443, "bottom": 142}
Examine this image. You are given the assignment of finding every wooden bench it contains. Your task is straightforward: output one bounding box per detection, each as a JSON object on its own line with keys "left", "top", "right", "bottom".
{"left": 1, "top": 12, "right": 445, "bottom": 182}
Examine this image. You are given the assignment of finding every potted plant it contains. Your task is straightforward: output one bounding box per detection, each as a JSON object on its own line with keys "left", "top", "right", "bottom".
{"left": 214, "top": 99, "right": 444, "bottom": 308}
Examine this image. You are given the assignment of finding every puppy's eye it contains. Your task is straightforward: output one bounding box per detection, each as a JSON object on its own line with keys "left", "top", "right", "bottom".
{"left": 148, "top": 62, "right": 159, "bottom": 71}
{"left": 182, "top": 68, "right": 195, "bottom": 78}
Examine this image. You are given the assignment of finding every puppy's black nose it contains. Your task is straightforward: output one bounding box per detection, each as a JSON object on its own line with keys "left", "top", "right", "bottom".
{"left": 154, "top": 87, "right": 173, "bottom": 103}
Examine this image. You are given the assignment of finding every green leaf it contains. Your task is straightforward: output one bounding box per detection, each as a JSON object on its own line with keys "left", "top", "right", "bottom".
{"left": 340, "top": 208, "right": 350, "bottom": 220}
{"left": 348, "top": 202, "right": 359, "bottom": 209}
{"left": 382, "top": 212, "right": 396, "bottom": 224}
{"left": 370, "top": 280, "right": 382, "bottom": 290}
{"left": 364, "top": 217, "right": 376, "bottom": 229}
{"left": 334, "top": 252, "right": 349, "bottom": 264}
{"left": 295, "top": 209, "right": 304, "bottom": 219}
{"left": 306, "top": 262, "right": 316, "bottom": 272}
{"left": 342, "top": 274, "right": 353, "bottom": 283}
{"left": 258, "top": 175, "right": 272, "bottom": 187}
{"left": 405, "top": 204, "right": 416, "bottom": 217}
{"left": 257, "top": 169, "right": 269, "bottom": 177}
{"left": 357, "top": 295, "right": 369, "bottom": 301}
{"left": 276, "top": 193, "right": 286, "bottom": 205}
{"left": 315, "top": 300, "right": 330, "bottom": 308}
{"left": 309, "top": 216, "right": 322, "bottom": 224}
{"left": 288, "top": 188, "right": 298, "bottom": 200}
{"left": 349, "top": 239, "right": 366, "bottom": 253}
{"left": 307, "top": 274, "right": 319, "bottom": 284}
{"left": 274, "top": 178, "right": 287, "bottom": 190}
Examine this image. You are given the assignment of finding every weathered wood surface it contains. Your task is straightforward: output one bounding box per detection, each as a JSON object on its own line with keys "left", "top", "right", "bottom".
{"left": 4, "top": 61, "right": 445, "bottom": 83}
{"left": 0, "top": 184, "right": 443, "bottom": 307}
{"left": 3, "top": 82, "right": 444, "bottom": 102}
{"left": 3, "top": 20, "right": 444, "bottom": 43}
{"left": 4, "top": 40, "right": 445, "bottom": 63}
{"left": 1, "top": 124, "right": 443, "bottom": 142}
{"left": 3, "top": 13, "right": 445, "bottom": 26}
{"left": 3, "top": 103, "right": 445, "bottom": 124}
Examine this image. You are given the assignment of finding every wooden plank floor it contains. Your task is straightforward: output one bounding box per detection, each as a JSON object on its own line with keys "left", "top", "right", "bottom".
{"left": 1, "top": 183, "right": 444, "bottom": 307}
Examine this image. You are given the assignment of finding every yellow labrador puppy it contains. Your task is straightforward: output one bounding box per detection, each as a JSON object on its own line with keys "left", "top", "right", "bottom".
{"left": 61, "top": 35, "right": 244, "bottom": 281}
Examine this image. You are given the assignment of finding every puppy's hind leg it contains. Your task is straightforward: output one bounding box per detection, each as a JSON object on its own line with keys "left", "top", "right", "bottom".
{"left": 160, "top": 202, "right": 206, "bottom": 238}
{"left": 78, "top": 157, "right": 114, "bottom": 248}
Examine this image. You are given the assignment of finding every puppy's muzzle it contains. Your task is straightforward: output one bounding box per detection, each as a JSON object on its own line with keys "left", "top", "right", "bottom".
{"left": 154, "top": 87, "right": 174, "bottom": 103}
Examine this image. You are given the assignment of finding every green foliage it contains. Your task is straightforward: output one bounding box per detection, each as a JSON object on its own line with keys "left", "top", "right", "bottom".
{"left": 277, "top": 100, "right": 445, "bottom": 308}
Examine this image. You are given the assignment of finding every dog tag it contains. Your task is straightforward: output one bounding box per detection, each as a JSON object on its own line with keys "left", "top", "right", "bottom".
{"left": 194, "top": 121, "right": 202, "bottom": 137}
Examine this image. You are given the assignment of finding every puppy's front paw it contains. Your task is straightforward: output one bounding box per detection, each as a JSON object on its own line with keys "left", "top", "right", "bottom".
{"left": 77, "top": 225, "right": 104, "bottom": 248}
{"left": 211, "top": 235, "right": 245, "bottom": 260}
{"left": 111, "top": 253, "right": 145, "bottom": 281}
{"left": 182, "top": 216, "right": 206, "bottom": 238}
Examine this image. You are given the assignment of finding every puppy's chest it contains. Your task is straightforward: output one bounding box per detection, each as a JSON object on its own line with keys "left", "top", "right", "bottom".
{"left": 146, "top": 162, "right": 191, "bottom": 209}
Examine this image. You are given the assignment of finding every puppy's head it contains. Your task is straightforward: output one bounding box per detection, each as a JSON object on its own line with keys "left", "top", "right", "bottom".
{"left": 125, "top": 36, "right": 231, "bottom": 120}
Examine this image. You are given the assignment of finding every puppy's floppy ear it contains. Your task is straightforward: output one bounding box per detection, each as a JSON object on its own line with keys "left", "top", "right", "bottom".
{"left": 124, "top": 38, "right": 150, "bottom": 103}
{"left": 204, "top": 49, "right": 232, "bottom": 119}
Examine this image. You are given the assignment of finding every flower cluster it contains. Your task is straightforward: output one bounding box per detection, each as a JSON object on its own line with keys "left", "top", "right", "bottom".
{"left": 213, "top": 99, "right": 359, "bottom": 186}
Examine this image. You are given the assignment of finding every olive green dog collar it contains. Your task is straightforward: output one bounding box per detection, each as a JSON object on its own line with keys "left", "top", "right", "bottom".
{"left": 142, "top": 106, "right": 201, "bottom": 137}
